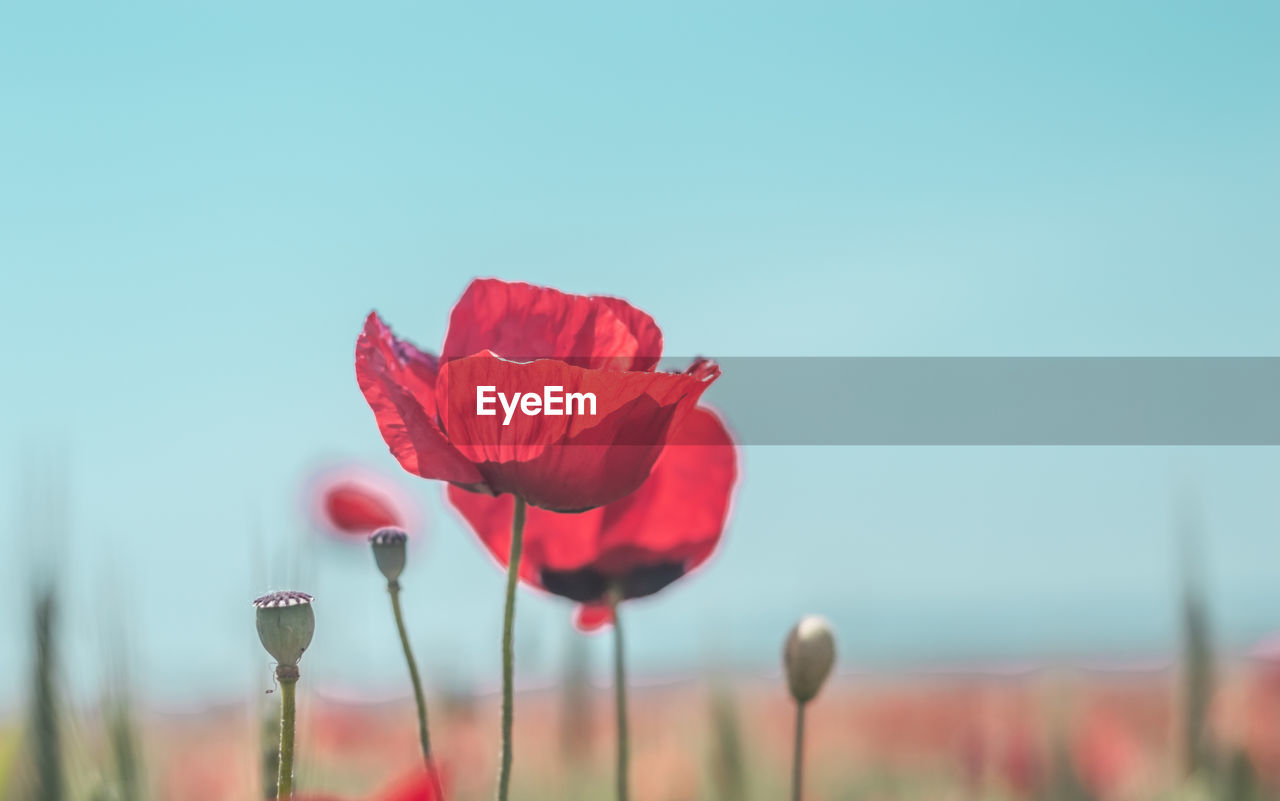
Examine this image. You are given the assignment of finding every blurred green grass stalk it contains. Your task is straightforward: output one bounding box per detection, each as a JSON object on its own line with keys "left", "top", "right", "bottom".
{"left": 1178, "top": 499, "right": 1215, "bottom": 780}
{"left": 1181, "top": 573, "right": 1214, "bottom": 779}
{"left": 105, "top": 698, "right": 143, "bottom": 801}
{"left": 558, "top": 632, "right": 592, "bottom": 772}
{"left": 708, "top": 680, "right": 748, "bottom": 801}
{"left": 30, "top": 583, "right": 63, "bottom": 801}
{"left": 262, "top": 707, "right": 281, "bottom": 799}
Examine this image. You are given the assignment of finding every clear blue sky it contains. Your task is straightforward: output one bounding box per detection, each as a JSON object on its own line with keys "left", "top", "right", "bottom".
{"left": 2, "top": 2, "right": 1278, "bottom": 706}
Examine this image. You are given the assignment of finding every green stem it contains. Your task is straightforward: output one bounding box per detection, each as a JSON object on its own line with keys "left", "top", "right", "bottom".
{"left": 389, "top": 582, "right": 432, "bottom": 762}
{"left": 496, "top": 496, "right": 527, "bottom": 801}
{"left": 609, "top": 592, "right": 630, "bottom": 801}
{"left": 791, "top": 701, "right": 806, "bottom": 801}
{"left": 277, "top": 675, "right": 298, "bottom": 799}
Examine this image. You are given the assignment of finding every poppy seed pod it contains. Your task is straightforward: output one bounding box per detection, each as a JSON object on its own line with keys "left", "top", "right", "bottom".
{"left": 253, "top": 591, "right": 315, "bottom": 670}
{"left": 369, "top": 527, "right": 409, "bottom": 583}
{"left": 783, "top": 615, "right": 836, "bottom": 704}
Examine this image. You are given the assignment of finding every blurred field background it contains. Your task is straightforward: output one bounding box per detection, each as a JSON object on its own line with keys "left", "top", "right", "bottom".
{"left": 12, "top": 563, "right": 1280, "bottom": 801}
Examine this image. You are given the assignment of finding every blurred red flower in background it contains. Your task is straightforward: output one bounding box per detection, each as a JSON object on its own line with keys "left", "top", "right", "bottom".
{"left": 1243, "top": 634, "right": 1280, "bottom": 785}
{"left": 326, "top": 482, "right": 401, "bottom": 533}
{"left": 294, "top": 764, "right": 445, "bottom": 801}
{"left": 306, "top": 465, "right": 419, "bottom": 540}
{"left": 448, "top": 406, "right": 736, "bottom": 629}
{"left": 356, "top": 279, "right": 719, "bottom": 512}
{"left": 1072, "top": 705, "right": 1148, "bottom": 800}
{"left": 375, "top": 765, "right": 446, "bottom": 801}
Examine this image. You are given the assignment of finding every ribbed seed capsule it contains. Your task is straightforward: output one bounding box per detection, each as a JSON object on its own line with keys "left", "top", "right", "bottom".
{"left": 369, "top": 527, "right": 409, "bottom": 584}
{"left": 253, "top": 591, "right": 315, "bottom": 670}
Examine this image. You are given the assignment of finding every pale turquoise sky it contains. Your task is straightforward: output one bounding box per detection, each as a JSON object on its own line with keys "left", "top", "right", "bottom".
{"left": 2, "top": 2, "right": 1279, "bottom": 705}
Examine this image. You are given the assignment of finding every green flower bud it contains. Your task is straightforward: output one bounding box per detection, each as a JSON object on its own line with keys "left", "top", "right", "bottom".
{"left": 783, "top": 615, "right": 836, "bottom": 704}
{"left": 369, "top": 527, "right": 409, "bottom": 584}
{"left": 253, "top": 591, "right": 315, "bottom": 670}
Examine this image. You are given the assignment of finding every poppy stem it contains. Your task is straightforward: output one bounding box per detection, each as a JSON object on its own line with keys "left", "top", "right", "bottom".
{"left": 276, "top": 671, "right": 298, "bottom": 799}
{"left": 790, "top": 701, "right": 806, "bottom": 801}
{"left": 388, "top": 581, "right": 432, "bottom": 762}
{"left": 496, "top": 495, "right": 527, "bottom": 801}
{"left": 609, "top": 590, "right": 630, "bottom": 801}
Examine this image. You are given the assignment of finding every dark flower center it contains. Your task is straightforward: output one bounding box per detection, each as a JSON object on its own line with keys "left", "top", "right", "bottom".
{"left": 540, "top": 561, "right": 686, "bottom": 604}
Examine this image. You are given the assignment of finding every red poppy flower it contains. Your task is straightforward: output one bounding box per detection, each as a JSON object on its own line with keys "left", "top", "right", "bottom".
{"left": 448, "top": 406, "right": 736, "bottom": 627}
{"left": 306, "top": 465, "right": 419, "bottom": 540}
{"left": 356, "top": 279, "right": 719, "bottom": 512}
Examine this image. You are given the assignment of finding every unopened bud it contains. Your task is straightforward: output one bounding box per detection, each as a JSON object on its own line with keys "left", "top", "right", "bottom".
{"left": 783, "top": 615, "right": 836, "bottom": 704}
{"left": 253, "top": 591, "right": 315, "bottom": 670}
{"left": 369, "top": 527, "right": 408, "bottom": 584}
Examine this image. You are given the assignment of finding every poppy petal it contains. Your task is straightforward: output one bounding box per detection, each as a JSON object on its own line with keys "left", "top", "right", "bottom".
{"left": 591, "top": 295, "right": 664, "bottom": 372}
{"left": 592, "top": 406, "right": 736, "bottom": 574}
{"left": 574, "top": 603, "right": 614, "bottom": 632}
{"left": 436, "top": 354, "right": 717, "bottom": 511}
{"left": 448, "top": 407, "right": 736, "bottom": 602}
{"left": 441, "top": 278, "right": 663, "bottom": 371}
{"left": 356, "top": 313, "right": 486, "bottom": 487}
{"left": 447, "top": 488, "right": 601, "bottom": 588}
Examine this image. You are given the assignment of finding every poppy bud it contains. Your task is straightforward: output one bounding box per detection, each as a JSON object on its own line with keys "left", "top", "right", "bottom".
{"left": 369, "top": 527, "right": 409, "bottom": 584}
{"left": 783, "top": 615, "right": 836, "bottom": 704}
{"left": 253, "top": 591, "right": 315, "bottom": 671}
